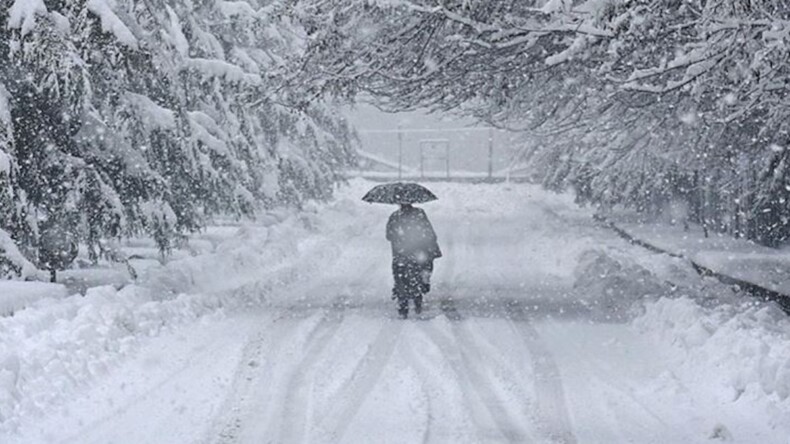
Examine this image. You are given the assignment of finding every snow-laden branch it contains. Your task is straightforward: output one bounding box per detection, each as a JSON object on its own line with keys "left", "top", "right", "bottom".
{"left": 86, "top": 0, "right": 139, "bottom": 49}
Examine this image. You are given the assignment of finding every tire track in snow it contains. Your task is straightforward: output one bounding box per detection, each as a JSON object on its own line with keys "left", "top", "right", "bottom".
{"left": 507, "top": 302, "right": 577, "bottom": 444}
{"left": 65, "top": 323, "right": 253, "bottom": 444}
{"left": 431, "top": 195, "right": 533, "bottom": 442}
{"left": 212, "top": 235, "right": 385, "bottom": 444}
{"left": 421, "top": 314, "right": 533, "bottom": 444}
{"left": 398, "top": 336, "right": 437, "bottom": 444}
{"left": 208, "top": 309, "right": 329, "bottom": 444}
{"left": 316, "top": 319, "right": 404, "bottom": 442}
{"left": 537, "top": 322, "right": 672, "bottom": 438}
{"left": 470, "top": 206, "right": 577, "bottom": 444}
{"left": 273, "top": 307, "right": 346, "bottom": 444}
{"left": 211, "top": 325, "right": 269, "bottom": 444}
{"left": 209, "top": 332, "right": 264, "bottom": 443}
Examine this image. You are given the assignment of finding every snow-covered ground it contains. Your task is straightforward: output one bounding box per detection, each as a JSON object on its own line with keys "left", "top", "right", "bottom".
{"left": 2, "top": 180, "right": 789, "bottom": 443}
{"left": 614, "top": 218, "right": 790, "bottom": 298}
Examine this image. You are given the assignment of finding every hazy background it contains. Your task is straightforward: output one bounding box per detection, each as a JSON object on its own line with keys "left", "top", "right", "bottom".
{"left": 344, "top": 103, "right": 516, "bottom": 174}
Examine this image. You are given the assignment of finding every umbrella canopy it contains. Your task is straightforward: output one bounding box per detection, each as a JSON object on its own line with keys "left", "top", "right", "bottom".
{"left": 362, "top": 182, "right": 438, "bottom": 204}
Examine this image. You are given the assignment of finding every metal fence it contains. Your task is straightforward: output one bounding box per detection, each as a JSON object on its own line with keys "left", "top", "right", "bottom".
{"left": 349, "top": 126, "right": 529, "bottom": 181}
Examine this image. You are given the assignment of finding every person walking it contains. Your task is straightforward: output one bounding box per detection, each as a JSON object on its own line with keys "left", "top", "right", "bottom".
{"left": 362, "top": 182, "right": 441, "bottom": 319}
{"left": 386, "top": 203, "right": 441, "bottom": 318}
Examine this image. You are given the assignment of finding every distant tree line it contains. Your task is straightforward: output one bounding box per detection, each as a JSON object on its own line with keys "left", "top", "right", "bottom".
{"left": 295, "top": 0, "right": 790, "bottom": 246}
{"left": 0, "top": 0, "right": 356, "bottom": 277}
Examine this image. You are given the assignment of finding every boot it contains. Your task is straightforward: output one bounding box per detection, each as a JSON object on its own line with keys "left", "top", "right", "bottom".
{"left": 398, "top": 298, "right": 409, "bottom": 319}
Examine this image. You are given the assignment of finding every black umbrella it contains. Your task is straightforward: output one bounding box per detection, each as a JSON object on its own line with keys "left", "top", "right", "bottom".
{"left": 362, "top": 182, "right": 438, "bottom": 204}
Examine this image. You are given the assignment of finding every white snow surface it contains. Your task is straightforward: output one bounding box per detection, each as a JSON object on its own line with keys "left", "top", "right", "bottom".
{"left": 0, "top": 281, "right": 67, "bottom": 316}
{"left": 617, "top": 219, "right": 790, "bottom": 297}
{"left": 1, "top": 180, "right": 789, "bottom": 443}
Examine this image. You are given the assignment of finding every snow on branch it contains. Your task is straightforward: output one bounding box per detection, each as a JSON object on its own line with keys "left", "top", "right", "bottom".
{"left": 124, "top": 93, "right": 176, "bottom": 133}
{"left": 545, "top": 34, "right": 589, "bottom": 66}
{"left": 165, "top": 6, "right": 189, "bottom": 57}
{"left": 0, "top": 149, "right": 10, "bottom": 177}
{"left": 0, "top": 84, "right": 11, "bottom": 176}
{"left": 0, "top": 84, "right": 10, "bottom": 126}
{"left": 218, "top": 1, "right": 260, "bottom": 18}
{"left": 183, "top": 58, "right": 263, "bottom": 85}
{"left": 7, "top": 0, "right": 47, "bottom": 37}
{"left": 86, "top": 0, "right": 138, "bottom": 49}
{"left": 187, "top": 111, "right": 231, "bottom": 157}
{"left": 0, "top": 229, "right": 40, "bottom": 279}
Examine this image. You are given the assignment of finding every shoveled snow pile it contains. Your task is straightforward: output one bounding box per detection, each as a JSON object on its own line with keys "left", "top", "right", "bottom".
{"left": 0, "top": 281, "right": 67, "bottom": 317}
{"left": 634, "top": 297, "right": 790, "bottom": 426}
{"left": 572, "top": 248, "right": 675, "bottom": 319}
{"left": 576, "top": 246, "right": 790, "bottom": 431}
{"left": 0, "top": 197, "right": 359, "bottom": 434}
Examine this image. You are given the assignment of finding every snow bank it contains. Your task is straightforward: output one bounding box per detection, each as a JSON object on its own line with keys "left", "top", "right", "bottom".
{"left": 0, "top": 282, "right": 67, "bottom": 317}
{"left": 0, "top": 196, "right": 360, "bottom": 434}
{"left": 572, "top": 249, "right": 676, "bottom": 319}
{"left": 575, "top": 246, "right": 790, "bottom": 429}
{"left": 143, "top": 205, "right": 348, "bottom": 298}
{"left": 0, "top": 285, "right": 225, "bottom": 427}
{"left": 635, "top": 298, "right": 790, "bottom": 402}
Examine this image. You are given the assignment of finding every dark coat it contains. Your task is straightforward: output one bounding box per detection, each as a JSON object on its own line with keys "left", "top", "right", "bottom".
{"left": 386, "top": 205, "right": 441, "bottom": 264}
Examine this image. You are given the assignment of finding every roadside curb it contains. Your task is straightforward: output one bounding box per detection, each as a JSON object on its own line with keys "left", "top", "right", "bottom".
{"left": 596, "top": 215, "right": 790, "bottom": 314}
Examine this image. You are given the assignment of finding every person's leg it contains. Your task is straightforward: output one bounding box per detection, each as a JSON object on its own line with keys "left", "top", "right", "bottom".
{"left": 420, "top": 260, "right": 434, "bottom": 293}
{"left": 397, "top": 296, "right": 409, "bottom": 318}
{"left": 404, "top": 261, "right": 424, "bottom": 314}
{"left": 393, "top": 261, "right": 409, "bottom": 318}
{"left": 392, "top": 261, "right": 401, "bottom": 300}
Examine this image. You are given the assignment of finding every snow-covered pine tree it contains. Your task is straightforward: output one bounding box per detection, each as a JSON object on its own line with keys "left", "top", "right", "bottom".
{"left": 0, "top": 0, "right": 356, "bottom": 277}
{"left": 0, "top": 80, "right": 33, "bottom": 278}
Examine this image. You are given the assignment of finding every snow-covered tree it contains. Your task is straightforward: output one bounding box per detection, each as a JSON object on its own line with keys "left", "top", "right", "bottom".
{"left": 296, "top": 0, "right": 790, "bottom": 245}
{"left": 0, "top": 0, "right": 355, "bottom": 277}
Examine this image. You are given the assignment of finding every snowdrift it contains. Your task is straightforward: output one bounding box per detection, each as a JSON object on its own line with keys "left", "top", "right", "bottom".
{"left": 574, "top": 246, "right": 790, "bottom": 430}
{"left": 0, "top": 195, "right": 360, "bottom": 434}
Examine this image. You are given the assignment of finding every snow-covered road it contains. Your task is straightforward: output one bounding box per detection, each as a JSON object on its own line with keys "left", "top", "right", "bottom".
{"left": 6, "top": 181, "right": 789, "bottom": 443}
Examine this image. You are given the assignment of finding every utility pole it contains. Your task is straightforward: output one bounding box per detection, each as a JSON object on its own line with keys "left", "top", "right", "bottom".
{"left": 397, "top": 124, "right": 403, "bottom": 179}
{"left": 446, "top": 142, "right": 450, "bottom": 179}
{"left": 420, "top": 142, "right": 424, "bottom": 179}
{"left": 487, "top": 127, "right": 494, "bottom": 180}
